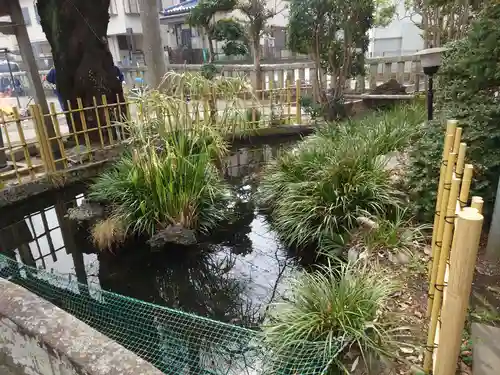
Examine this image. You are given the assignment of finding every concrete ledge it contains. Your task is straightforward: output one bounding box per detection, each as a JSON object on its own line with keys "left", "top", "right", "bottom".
{"left": 0, "top": 278, "right": 163, "bottom": 375}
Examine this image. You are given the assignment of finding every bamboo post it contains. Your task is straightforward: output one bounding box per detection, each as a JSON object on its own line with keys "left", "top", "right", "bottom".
{"left": 428, "top": 151, "right": 457, "bottom": 316}
{"left": 434, "top": 207, "right": 483, "bottom": 375}
{"left": 13, "top": 107, "right": 34, "bottom": 180}
{"left": 423, "top": 177, "right": 461, "bottom": 374}
{"left": 0, "top": 112, "right": 21, "bottom": 183}
{"left": 295, "top": 79, "right": 301, "bottom": 124}
{"left": 101, "top": 95, "right": 115, "bottom": 145}
{"left": 92, "top": 96, "right": 106, "bottom": 149}
{"left": 458, "top": 165, "right": 473, "bottom": 209}
{"left": 32, "top": 104, "right": 56, "bottom": 174}
{"left": 455, "top": 143, "right": 467, "bottom": 180}
{"left": 471, "top": 196, "right": 484, "bottom": 214}
{"left": 428, "top": 121, "right": 457, "bottom": 285}
{"left": 76, "top": 97, "right": 92, "bottom": 160}
{"left": 66, "top": 100, "right": 81, "bottom": 150}
{"left": 49, "top": 102, "right": 68, "bottom": 169}
{"left": 452, "top": 127, "right": 462, "bottom": 154}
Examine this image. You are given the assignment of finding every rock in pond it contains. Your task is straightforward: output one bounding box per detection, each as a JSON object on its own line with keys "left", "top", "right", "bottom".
{"left": 148, "top": 224, "right": 197, "bottom": 247}
{"left": 66, "top": 200, "right": 104, "bottom": 222}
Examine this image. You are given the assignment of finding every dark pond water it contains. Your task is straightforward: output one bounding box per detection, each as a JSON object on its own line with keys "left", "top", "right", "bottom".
{"left": 0, "top": 137, "right": 301, "bottom": 328}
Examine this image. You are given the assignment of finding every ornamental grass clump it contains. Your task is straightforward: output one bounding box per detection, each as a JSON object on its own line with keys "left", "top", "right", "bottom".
{"left": 258, "top": 104, "right": 424, "bottom": 254}
{"left": 262, "top": 260, "right": 401, "bottom": 374}
{"left": 89, "top": 133, "right": 232, "bottom": 248}
{"left": 88, "top": 73, "right": 256, "bottom": 250}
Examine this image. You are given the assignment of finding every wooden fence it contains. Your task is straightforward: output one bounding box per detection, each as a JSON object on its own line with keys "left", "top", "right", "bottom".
{"left": 424, "top": 120, "right": 484, "bottom": 375}
{"left": 0, "top": 55, "right": 423, "bottom": 99}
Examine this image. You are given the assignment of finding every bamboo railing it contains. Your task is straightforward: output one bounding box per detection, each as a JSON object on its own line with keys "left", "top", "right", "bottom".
{"left": 0, "top": 83, "right": 304, "bottom": 187}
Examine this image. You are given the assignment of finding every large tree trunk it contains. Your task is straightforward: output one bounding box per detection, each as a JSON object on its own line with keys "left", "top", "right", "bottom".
{"left": 253, "top": 39, "right": 262, "bottom": 92}
{"left": 37, "top": 0, "right": 124, "bottom": 144}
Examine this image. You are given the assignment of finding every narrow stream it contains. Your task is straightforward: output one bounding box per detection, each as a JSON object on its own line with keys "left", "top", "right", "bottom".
{"left": 0, "top": 137, "right": 301, "bottom": 328}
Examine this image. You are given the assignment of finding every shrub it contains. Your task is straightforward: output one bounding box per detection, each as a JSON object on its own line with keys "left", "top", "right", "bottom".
{"left": 262, "top": 260, "right": 400, "bottom": 374}
{"left": 407, "top": 4, "right": 500, "bottom": 221}
{"left": 258, "top": 104, "right": 424, "bottom": 254}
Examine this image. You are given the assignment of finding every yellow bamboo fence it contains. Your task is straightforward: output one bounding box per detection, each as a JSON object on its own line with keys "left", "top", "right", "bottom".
{"left": 0, "top": 81, "right": 305, "bottom": 188}
{"left": 423, "top": 119, "right": 484, "bottom": 375}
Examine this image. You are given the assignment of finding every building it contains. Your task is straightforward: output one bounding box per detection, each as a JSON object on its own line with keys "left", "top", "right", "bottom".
{"left": 0, "top": 0, "right": 173, "bottom": 68}
{"left": 368, "top": 0, "right": 423, "bottom": 57}
{"left": 160, "top": 0, "right": 291, "bottom": 64}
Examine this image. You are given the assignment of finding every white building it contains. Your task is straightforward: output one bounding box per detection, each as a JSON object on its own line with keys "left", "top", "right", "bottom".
{"left": 160, "top": 0, "right": 290, "bottom": 63}
{"left": 368, "top": 0, "right": 423, "bottom": 57}
{"left": 0, "top": 0, "right": 173, "bottom": 68}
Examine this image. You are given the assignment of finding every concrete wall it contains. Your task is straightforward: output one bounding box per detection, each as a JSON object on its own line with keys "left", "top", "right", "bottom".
{"left": 369, "top": 0, "right": 423, "bottom": 57}
{"left": 0, "top": 279, "right": 163, "bottom": 375}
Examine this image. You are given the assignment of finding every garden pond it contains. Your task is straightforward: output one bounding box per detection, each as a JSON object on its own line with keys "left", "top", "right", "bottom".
{"left": 0, "top": 136, "right": 304, "bottom": 329}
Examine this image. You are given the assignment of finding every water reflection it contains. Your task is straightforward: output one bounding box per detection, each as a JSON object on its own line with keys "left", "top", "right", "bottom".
{"left": 0, "top": 141, "right": 298, "bottom": 328}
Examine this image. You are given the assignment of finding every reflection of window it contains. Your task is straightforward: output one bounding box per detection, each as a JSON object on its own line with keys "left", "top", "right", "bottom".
{"left": 123, "top": 0, "right": 140, "bottom": 14}
{"left": 22, "top": 7, "right": 31, "bottom": 26}
{"left": 34, "top": 7, "right": 41, "bottom": 24}
{"left": 109, "top": 0, "right": 118, "bottom": 15}
{"left": 117, "top": 35, "right": 130, "bottom": 50}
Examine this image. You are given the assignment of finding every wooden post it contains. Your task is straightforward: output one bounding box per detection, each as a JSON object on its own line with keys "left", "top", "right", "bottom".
{"left": 458, "top": 165, "right": 473, "bottom": 209}
{"left": 471, "top": 196, "right": 484, "bottom": 214}
{"left": 139, "top": 0, "right": 166, "bottom": 88}
{"left": 423, "top": 177, "right": 461, "bottom": 374}
{"left": 428, "top": 151, "right": 457, "bottom": 315}
{"left": 428, "top": 120, "right": 457, "bottom": 306}
{"left": 435, "top": 208, "right": 483, "bottom": 375}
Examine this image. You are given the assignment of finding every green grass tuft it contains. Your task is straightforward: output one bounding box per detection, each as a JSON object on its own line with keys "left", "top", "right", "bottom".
{"left": 89, "top": 133, "right": 232, "bottom": 238}
{"left": 258, "top": 103, "right": 425, "bottom": 254}
{"left": 262, "top": 260, "right": 402, "bottom": 374}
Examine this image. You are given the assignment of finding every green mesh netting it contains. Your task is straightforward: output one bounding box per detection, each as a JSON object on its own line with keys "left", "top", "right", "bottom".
{"left": 0, "top": 254, "right": 337, "bottom": 375}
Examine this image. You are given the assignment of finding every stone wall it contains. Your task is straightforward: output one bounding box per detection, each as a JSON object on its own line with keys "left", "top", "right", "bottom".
{"left": 0, "top": 279, "right": 163, "bottom": 375}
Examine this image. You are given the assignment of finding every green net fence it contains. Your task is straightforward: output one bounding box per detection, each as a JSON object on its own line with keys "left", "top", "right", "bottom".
{"left": 0, "top": 253, "right": 337, "bottom": 375}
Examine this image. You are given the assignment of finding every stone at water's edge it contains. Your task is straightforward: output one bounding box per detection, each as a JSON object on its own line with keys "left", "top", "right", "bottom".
{"left": 66, "top": 200, "right": 104, "bottom": 222}
{"left": 148, "top": 224, "right": 197, "bottom": 247}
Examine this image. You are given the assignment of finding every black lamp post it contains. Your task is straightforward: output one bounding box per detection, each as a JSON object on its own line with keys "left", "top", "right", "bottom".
{"left": 416, "top": 47, "right": 447, "bottom": 121}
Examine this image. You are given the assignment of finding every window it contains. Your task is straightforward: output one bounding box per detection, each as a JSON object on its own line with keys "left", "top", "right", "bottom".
{"left": 21, "top": 7, "right": 31, "bottom": 26}
{"left": 109, "top": 0, "right": 118, "bottom": 15}
{"left": 123, "top": 0, "right": 140, "bottom": 14}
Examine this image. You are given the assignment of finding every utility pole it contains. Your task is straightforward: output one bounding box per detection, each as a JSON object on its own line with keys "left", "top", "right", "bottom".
{"left": 139, "top": 0, "right": 166, "bottom": 88}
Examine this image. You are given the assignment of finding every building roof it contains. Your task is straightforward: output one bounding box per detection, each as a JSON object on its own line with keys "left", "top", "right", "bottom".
{"left": 161, "top": 0, "right": 199, "bottom": 17}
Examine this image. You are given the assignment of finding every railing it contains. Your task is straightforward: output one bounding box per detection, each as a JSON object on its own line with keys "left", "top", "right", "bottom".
{"left": 0, "top": 55, "right": 423, "bottom": 99}
{"left": 0, "top": 84, "right": 306, "bottom": 189}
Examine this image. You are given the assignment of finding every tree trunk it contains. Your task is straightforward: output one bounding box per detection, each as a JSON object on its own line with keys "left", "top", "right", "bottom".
{"left": 253, "top": 40, "right": 262, "bottom": 92}
{"left": 208, "top": 38, "right": 215, "bottom": 63}
{"left": 140, "top": 0, "right": 166, "bottom": 89}
{"left": 37, "top": 0, "right": 124, "bottom": 144}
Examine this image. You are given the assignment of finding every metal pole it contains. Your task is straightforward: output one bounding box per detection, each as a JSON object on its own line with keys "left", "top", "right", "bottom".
{"left": 427, "top": 74, "right": 434, "bottom": 121}
{"left": 4, "top": 49, "right": 22, "bottom": 108}
{"left": 0, "top": 128, "right": 7, "bottom": 169}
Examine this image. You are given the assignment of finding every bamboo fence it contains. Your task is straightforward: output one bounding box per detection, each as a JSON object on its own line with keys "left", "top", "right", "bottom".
{"left": 0, "top": 82, "right": 306, "bottom": 187}
{"left": 424, "top": 120, "right": 484, "bottom": 375}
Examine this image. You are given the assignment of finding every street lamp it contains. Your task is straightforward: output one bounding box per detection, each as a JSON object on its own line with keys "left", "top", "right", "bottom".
{"left": 416, "top": 47, "right": 447, "bottom": 121}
